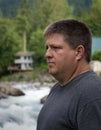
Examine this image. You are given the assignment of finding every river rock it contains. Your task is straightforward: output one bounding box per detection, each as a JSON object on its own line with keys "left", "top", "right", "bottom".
{"left": 0, "top": 92, "right": 8, "bottom": 99}
{"left": 0, "top": 86, "right": 25, "bottom": 96}
{"left": 40, "top": 95, "right": 48, "bottom": 104}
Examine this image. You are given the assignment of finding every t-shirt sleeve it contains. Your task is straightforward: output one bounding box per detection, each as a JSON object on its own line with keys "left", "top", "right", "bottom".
{"left": 77, "top": 99, "right": 101, "bottom": 130}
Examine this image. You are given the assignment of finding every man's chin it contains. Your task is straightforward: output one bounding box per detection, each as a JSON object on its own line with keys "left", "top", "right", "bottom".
{"left": 48, "top": 69, "right": 57, "bottom": 76}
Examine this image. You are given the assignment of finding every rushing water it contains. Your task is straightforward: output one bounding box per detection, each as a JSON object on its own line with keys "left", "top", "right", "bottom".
{"left": 0, "top": 37, "right": 100, "bottom": 130}
{"left": 0, "top": 82, "right": 51, "bottom": 130}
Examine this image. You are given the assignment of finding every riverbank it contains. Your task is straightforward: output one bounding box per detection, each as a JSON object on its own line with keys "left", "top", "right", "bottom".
{"left": 0, "top": 70, "right": 56, "bottom": 100}
{"left": 0, "top": 70, "right": 56, "bottom": 84}
{"left": 0, "top": 82, "right": 50, "bottom": 130}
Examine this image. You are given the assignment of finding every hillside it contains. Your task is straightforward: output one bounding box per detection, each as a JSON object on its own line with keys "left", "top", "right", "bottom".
{"left": 0, "top": 0, "right": 21, "bottom": 17}
{"left": 0, "top": 0, "right": 92, "bottom": 17}
{"left": 68, "top": 0, "right": 92, "bottom": 14}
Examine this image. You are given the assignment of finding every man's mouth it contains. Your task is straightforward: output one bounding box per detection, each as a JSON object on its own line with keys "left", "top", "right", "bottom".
{"left": 47, "top": 62, "right": 55, "bottom": 66}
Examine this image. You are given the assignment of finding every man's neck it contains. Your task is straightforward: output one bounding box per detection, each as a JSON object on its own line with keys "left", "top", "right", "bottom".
{"left": 58, "top": 63, "right": 91, "bottom": 86}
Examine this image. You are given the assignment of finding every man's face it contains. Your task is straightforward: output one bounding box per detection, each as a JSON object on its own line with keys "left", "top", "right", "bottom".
{"left": 45, "top": 33, "right": 77, "bottom": 79}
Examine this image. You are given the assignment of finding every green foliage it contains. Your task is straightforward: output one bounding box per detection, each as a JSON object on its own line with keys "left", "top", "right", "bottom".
{"left": 0, "top": 18, "right": 20, "bottom": 76}
{"left": 46, "top": 0, "right": 73, "bottom": 23}
{"left": 0, "top": 72, "right": 34, "bottom": 81}
{"left": 92, "top": 50, "right": 101, "bottom": 61}
{"left": 68, "top": 0, "right": 92, "bottom": 15}
{"left": 32, "top": 0, "right": 53, "bottom": 30}
{"left": 0, "top": 0, "right": 21, "bottom": 17}
{"left": 0, "top": 0, "right": 91, "bottom": 18}
{"left": 15, "top": 0, "right": 33, "bottom": 52}
{"left": 76, "top": 0, "right": 101, "bottom": 36}
{"left": 88, "top": 0, "right": 101, "bottom": 36}
{"left": 0, "top": 0, "right": 101, "bottom": 77}
{"left": 16, "top": 0, "right": 32, "bottom": 33}
{"left": 32, "top": 0, "right": 73, "bottom": 30}
{"left": 29, "top": 28, "right": 46, "bottom": 67}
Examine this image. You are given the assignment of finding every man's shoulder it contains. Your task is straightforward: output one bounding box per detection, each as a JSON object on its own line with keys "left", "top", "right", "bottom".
{"left": 75, "top": 71, "right": 101, "bottom": 107}
{"left": 80, "top": 71, "right": 101, "bottom": 89}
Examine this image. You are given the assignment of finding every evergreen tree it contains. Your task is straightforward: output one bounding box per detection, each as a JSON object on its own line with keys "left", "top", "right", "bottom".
{"left": 48, "top": 0, "right": 73, "bottom": 23}
{"left": 29, "top": 28, "right": 46, "bottom": 67}
{"left": 77, "top": 0, "right": 101, "bottom": 36}
{"left": 32, "top": 0, "right": 73, "bottom": 30}
{"left": 88, "top": 0, "right": 101, "bottom": 36}
{"left": 0, "top": 18, "right": 20, "bottom": 76}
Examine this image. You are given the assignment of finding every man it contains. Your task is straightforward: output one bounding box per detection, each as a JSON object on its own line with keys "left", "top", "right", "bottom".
{"left": 37, "top": 19, "right": 101, "bottom": 130}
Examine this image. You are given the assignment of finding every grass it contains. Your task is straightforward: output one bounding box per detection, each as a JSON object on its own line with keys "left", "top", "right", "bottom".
{"left": 0, "top": 66, "right": 48, "bottom": 82}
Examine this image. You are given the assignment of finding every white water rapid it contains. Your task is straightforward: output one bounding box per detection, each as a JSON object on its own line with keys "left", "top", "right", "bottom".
{"left": 0, "top": 82, "right": 51, "bottom": 130}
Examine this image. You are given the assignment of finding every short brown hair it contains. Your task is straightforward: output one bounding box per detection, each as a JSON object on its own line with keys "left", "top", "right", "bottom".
{"left": 44, "top": 19, "right": 92, "bottom": 63}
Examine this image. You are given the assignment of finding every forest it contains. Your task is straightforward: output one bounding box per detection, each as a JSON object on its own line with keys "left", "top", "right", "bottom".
{"left": 0, "top": 0, "right": 92, "bottom": 17}
{"left": 0, "top": 0, "right": 101, "bottom": 77}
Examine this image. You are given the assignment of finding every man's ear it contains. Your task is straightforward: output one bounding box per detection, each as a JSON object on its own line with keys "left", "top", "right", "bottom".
{"left": 75, "top": 45, "right": 85, "bottom": 61}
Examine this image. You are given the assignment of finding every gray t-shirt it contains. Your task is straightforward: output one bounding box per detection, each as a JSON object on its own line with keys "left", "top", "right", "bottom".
{"left": 37, "top": 71, "right": 101, "bottom": 130}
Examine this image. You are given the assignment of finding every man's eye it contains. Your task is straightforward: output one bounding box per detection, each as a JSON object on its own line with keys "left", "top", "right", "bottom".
{"left": 52, "top": 46, "right": 58, "bottom": 49}
{"left": 45, "top": 46, "right": 48, "bottom": 50}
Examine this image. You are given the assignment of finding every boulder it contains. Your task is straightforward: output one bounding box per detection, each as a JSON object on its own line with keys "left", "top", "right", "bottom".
{"left": 40, "top": 95, "right": 48, "bottom": 104}
{"left": 0, "top": 86, "right": 25, "bottom": 96}
{"left": 0, "top": 92, "right": 8, "bottom": 99}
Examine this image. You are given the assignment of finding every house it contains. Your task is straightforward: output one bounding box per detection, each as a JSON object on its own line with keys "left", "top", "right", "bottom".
{"left": 14, "top": 52, "right": 34, "bottom": 71}
{"left": 8, "top": 51, "right": 34, "bottom": 72}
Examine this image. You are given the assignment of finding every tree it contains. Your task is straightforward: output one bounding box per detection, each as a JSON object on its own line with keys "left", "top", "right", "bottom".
{"left": 15, "top": 0, "right": 32, "bottom": 52}
{"left": 68, "top": 0, "right": 92, "bottom": 16}
{"left": 31, "top": 0, "right": 73, "bottom": 67}
{"left": 77, "top": 0, "right": 101, "bottom": 36}
{"left": 92, "top": 50, "right": 101, "bottom": 61}
{"left": 88, "top": 0, "right": 101, "bottom": 36}
{"left": 29, "top": 28, "right": 46, "bottom": 67}
{"left": 46, "top": 0, "right": 73, "bottom": 23}
{"left": 0, "top": 18, "right": 20, "bottom": 76}
{"left": 32, "top": 0, "right": 73, "bottom": 30}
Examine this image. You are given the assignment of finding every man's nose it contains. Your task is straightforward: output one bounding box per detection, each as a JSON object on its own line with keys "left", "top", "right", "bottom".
{"left": 45, "top": 48, "right": 53, "bottom": 58}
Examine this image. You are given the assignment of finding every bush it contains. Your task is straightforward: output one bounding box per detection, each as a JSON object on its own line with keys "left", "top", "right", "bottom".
{"left": 92, "top": 50, "right": 101, "bottom": 61}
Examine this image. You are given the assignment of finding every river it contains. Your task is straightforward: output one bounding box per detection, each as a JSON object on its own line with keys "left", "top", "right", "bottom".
{"left": 92, "top": 37, "right": 101, "bottom": 53}
{"left": 0, "top": 37, "right": 100, "bottom": 130}
{"left": 0, "top": 82, "right": 51, "bottom": 130}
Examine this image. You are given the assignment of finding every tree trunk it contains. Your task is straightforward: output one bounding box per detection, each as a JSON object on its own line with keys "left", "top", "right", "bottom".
{"left": 23, "top": 31, "right": 27, "bottom": 52}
